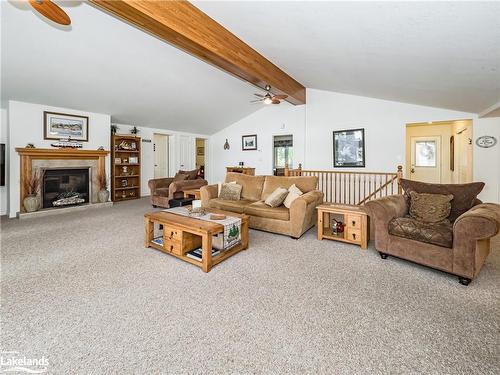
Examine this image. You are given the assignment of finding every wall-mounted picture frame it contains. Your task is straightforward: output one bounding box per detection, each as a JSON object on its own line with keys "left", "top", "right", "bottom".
{"left": 333, "top": 128, "right": 365, "bottom": 167}
{"left": 242, "top": 134, "right": 257, "bottom": 151}
{"left": 44, "top": 111, "right": 89, "bottom": 141}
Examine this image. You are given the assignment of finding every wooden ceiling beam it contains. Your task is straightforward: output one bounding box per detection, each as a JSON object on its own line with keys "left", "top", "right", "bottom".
{"left": 89, "top": 0, "right": 306, "bottom": 105}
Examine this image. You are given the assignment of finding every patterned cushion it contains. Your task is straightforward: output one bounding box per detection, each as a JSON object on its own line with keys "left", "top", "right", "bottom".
{"left": 264, "top": 187, "right": 289, "bottom": 207}
{"left": 409, "top": 191, "right": 453, "bottom": 223}
{"left": 283, "top": 184, "right": 303, "bottom": 208}
{"left": 219, "top": 183, "right": 242, "bottom": 201}
{"left": 388, "top": 216, "right": 453, "bottom": 248}
{"left": 400, "top": 179, "right": 484, "bottom": 222}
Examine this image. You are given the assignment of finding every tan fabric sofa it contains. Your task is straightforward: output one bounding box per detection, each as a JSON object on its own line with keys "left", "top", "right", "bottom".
{"left": 200, "top": 173, "right": 323, "bottom": 238}
{"left": 148, "top": 171, "right": 207, "bottom": 208}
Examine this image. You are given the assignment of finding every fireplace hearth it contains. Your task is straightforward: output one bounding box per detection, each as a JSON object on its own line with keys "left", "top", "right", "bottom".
{"left": 42, "top": 168, "right": 90, "bottom": 208}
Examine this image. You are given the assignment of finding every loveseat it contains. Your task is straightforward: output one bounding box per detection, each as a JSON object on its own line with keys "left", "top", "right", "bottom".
{"left": 365, "top": 179, "right": 500, "bottom": 285}
{"left": 148, "top": 169, "right": 207, "bottom": 208}
{"left": 200, "top": 173, "right": 323, "bottom": 238}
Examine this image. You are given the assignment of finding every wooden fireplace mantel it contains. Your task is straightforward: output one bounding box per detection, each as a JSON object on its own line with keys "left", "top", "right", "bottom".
{"left": 16, "top": 148, "right": 110, "bottom": 212}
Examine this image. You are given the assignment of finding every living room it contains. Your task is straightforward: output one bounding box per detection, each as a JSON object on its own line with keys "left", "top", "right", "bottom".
{"left": 1, "top": 1, "right": 499, "bottom": 373}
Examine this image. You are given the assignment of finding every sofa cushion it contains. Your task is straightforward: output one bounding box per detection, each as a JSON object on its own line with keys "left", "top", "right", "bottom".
{"left": 400, "top": 179, "right": 484, "bottom": 222}
{"left": 225, "top": 173, "right": 265, "bottom": 201}
{"left": 245, "top": 201, "right": 290, "bottom": 221}
{"left": 264, "top": 187, "right": 289, "bottom": 207}
{"left": 388, "top": 216, "right": 453, "bottom": 248}
{"left": 207, "top": 198, "right": 255, "bottom": 213}
{"left": 179, "top": 169, "right": 199, "bottom": 180}
{"left": 261, "top": 176, "right": 318, "bottom": 200}
{"left": 219, "top": 183, "right": 242, "bottom": 201}
{"left": 409, "top": 191, "right": 453, "bottom": 223}
{"left": 154, "top": 187, "right": 170, "bottom": 197}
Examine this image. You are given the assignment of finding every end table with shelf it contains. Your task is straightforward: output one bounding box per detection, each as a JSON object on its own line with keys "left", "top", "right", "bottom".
{"left": 316, "top": 204, "right": 369, "bottom": 249}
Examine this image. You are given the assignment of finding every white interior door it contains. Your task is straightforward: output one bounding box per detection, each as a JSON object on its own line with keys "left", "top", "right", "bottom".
{"left": 178, "top": 135, "right": 194, "bottom": 171}
{"left": 409, "top": 136, "right": 441, "bottom": 183}
{"left": 154, "top": 134, "right": 169, "bottom": 178}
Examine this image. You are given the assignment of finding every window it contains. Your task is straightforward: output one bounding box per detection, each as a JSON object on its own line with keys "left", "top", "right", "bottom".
{"left": 273, "top": 135, "right": 293, "bottom": 174}
{"left": 415, "top": 140, "right": 436, "bottom": 167}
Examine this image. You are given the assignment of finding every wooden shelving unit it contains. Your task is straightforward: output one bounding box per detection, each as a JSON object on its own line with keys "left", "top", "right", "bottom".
{"left": 111, "top": 134, "right": 141, "bottom": 202}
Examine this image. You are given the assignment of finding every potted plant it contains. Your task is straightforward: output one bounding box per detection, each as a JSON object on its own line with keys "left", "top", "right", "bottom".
{"left": 130, "top": 126, "right": 139, "bottom": 135}
{"left": 97, "top": 171, "right": 110, "bottom": 203}
{"left": 23, "top": 170, "right": 41, "bottom": 212}
{"left": 110, "top": 124, "right": 119, "bottom": 135}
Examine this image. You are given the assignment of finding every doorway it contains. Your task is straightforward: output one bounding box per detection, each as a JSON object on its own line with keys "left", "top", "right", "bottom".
{"left": 273, "top": 135, "right": 293, "bottom": 176}
{"left": 195, "top": 138, "right": 206, "bottom": 179}
{"left": 405, "top": 120, "right": 473, "bottom": 184}
{"left": 154, "top": 134, "right": 169, "bottom": 178}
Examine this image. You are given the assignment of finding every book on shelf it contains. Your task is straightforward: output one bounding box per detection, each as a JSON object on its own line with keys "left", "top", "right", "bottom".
{"left": 186, "top": 247, "right": 220, "bottom": 262}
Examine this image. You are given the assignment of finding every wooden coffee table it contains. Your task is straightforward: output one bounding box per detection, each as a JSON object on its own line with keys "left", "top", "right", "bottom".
{"left": 144, "top": 208, "right": 249, "bottom": 272}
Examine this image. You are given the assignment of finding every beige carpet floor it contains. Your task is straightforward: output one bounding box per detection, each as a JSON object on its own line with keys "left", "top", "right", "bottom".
{"left": 1, "top": 198, "right": 499, "bottom": 374}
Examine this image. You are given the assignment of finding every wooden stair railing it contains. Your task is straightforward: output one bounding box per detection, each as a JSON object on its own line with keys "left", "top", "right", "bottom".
{"left": 284, "top": 164, "right": 403, "bottom": 205}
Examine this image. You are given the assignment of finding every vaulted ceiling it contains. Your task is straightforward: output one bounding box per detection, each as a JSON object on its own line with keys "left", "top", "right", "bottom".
{"left": 2, "top": 1, "right": 499, "bottom": 135}
{"left": 195, "top": 1, "right": 500, "bottom": 114}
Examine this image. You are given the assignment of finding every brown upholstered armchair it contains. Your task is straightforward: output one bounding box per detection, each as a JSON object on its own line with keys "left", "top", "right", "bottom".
{"left": 148, "top": 170, "right": 207, "bottom": 208}
{"left": 365, "top": 180, "right": 500, "bottom": 285}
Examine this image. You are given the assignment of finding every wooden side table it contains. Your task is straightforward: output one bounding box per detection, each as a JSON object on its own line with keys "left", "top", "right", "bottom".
{"left": 184, "top": 189, "right": 201, "bottom": 199}
{"left": 316, "top": 204, "right": 369, "bottom": 249}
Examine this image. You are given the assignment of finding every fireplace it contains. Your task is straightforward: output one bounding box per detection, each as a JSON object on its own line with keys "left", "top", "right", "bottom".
{"left": 42, "top": 168, "right": 90, "bottom": 208}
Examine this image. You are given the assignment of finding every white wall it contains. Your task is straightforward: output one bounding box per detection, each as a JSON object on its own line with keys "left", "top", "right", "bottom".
{"left": 473, "top": 117, "right": 500, "bottom": 202}
{"left": 8, "top": 101, "right": 111, "bottom": 218}
{"left": 208, "top": 104, "right": 305, "bottom": 183}
{"left": 113, "top": 124, "right": 209, "bottom": 195}
{"left": 0, "top": 108, "right": 8, "bottom": 215}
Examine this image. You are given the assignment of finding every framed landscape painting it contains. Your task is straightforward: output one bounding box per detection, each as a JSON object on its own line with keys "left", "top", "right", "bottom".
{"left": 44, "top": 111, "right": 89, "bottom": 141}
{"left": 333, "top": 128, "right": 365, "bottom": 167}
{"left": 242, "top": 134, "right": 257, "bottom": 151}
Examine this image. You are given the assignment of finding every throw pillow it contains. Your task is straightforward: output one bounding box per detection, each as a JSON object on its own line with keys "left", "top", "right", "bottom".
{"left": 179, "top": 169, "right": 199, "bottom": 180}
{"left": 219, "top": 183, "right": 242, "bottom": 201}
{"left": 283, "top": 184, "right": 303, "bottom": 208}
{"left": 409, "top": 191, "right": 453, "bottom": 223}
{"left": 265, "top": 187, "right": 289, "bottom": 207}
{"left": 173, "top": 173, "right": 188, "bottom": 182}
{"left": 400, "top": 179, "right": 484, "bottom": 222}
{"left": 218, "top": 181, "right": 236, "bottom": 197}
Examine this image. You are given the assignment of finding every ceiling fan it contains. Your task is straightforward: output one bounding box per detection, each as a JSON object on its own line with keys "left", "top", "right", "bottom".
{"left": 251, "top": 85, "right": 288, "bottom": 105}
{"left": 29, "top": 0, "right": 71, "bottom": 26}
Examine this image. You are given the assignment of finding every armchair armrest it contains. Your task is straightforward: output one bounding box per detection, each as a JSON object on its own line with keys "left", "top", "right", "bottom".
{"left": 452, "top": 203, "right": 500, "bottom": 278}
{"left": 169, "top": 179, "right": 208, "bottom": 195}
{"left": 290, "top": 190, "right": 324, "bottom": 238}
{"left": 200, "top": 184, "right": 218, "bottom": 208}
{"left": 148, "top": 177, "right": 174, "bottom": 193}
{"left": 365, "top": 195, "right": 408, "bottom": 250}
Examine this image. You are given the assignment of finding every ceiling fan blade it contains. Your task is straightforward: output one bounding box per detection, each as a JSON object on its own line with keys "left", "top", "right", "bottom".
{"left": 253, "top": 93, "right": 265, "bottom": 98}
{"left": 29, "top": 0, "right": 71, "bottom": 26}
{"left": 250, "top": 99, "right": 264, "bottom": 103}
{"left": 271, "top": 99, "right": 281, "bottom": 104}
{"left": 273, "top": 95, "right": 288, "bottom": 100}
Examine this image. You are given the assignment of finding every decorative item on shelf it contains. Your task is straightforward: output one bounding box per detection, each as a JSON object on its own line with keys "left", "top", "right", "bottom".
{"left": 121, "top": 166, "right": 129, "bottom": 175}
{"left": 114, "top": 157, "right": 121, "bottom": 164}
{"left": 98, "top": 146, "right": 105, "bottom": 151}
{"left": 331, "top": 219, "right": 345, "bottom": 235}
{"left": 50, "top": 137, "right": 83, "bottom": 148}
{"left": 333, "top": 128, "right": 365, "bottom": 167}
{"left": 44, "top": 111, "right": 89, "bottom": 141}
{"left": 111, "top": 124, "right": 118, "bottom": 135}
{"left": 476, "top": 135, "right": 497, "bottom": 148}
{"left": 118, "top": 140, "right": 132, "bottom": 150}
{"left": 26, "top": 143, "right": 35, "bottom": 148}
{"left": 97, "top": 171, "right": 110, "bottom": 203}
{"left": 223, "top": 139, "right": 230, "bottom": 150}
{"left": 130, "top": 141, "right": 137, "bottom": 150}
{"left": 129, "top": 156, "right": 138, "bottom": 164}
{"left": 121, "top": 179, "right": 128, "bottom": 187}
{"left": 242, "top": 134, "right": 257, "bottom": 151}
{"left": 122, "top": 191, "right": 127, "bottom": 199}
{"left": 122, "top": 157, "right": 128, "bottom": 164}
{"left": 23, "top": 169, "right": 41, "bottom": 212}
{"left": 238, "top": 161, "right": 244, "bottom": 167}
{"left": 129, "top": 191, "right": 135, "bottom": 197}
{"left": 130, "top": 126, "right": 139, "bottom": 135}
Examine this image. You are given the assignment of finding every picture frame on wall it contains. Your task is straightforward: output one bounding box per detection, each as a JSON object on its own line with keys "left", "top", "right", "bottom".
{"left": 333, "top": 128, "right": 365, "bottom": 167}
{"left": 43, "top": 111, "right": 89, "bottom": 141}
{"left": 242, "top": 134, "right": 257, "bottom": 151}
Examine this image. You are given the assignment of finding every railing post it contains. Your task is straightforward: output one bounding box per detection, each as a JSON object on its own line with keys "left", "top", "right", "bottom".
{"left": 284, "top": 163, "right": 289, "bottom": 177}
{"left": 297, "top": 163, "right": 302, "bottom": 176}
{"left": 397, "top": 165, "right": 403, "bottom": 194}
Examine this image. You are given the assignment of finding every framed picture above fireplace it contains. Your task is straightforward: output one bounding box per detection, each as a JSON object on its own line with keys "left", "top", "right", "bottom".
{"left": 44, "top": 111, "right": 89, "bottom": 141}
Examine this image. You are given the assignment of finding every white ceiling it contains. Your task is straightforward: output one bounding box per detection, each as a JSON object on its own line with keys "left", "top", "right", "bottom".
{"left": 195, "top": 0, "right": 500, "bottom": 114}
{"left": 1, "top": 1, "right": 261, "bottom": 134}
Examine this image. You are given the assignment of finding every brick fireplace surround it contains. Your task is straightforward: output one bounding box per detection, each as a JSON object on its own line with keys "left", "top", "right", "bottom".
{"left": 15, "top": 148, "right": 110, "bottom": 213}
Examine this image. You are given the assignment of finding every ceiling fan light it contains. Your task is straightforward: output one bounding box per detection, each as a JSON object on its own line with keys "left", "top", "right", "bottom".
{"left": 264, "top": 97, "right": 272, "bottom": 105}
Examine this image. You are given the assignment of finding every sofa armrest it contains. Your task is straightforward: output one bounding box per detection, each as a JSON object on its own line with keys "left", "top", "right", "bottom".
{"left": 148, "top": 177, "right": 174, "bottom": 193}
{"left": 364, "top": 195, "right": 408, "bottom": 250}
{"left": 452, "top": 203, "right": 500, "bottom": 278}
{"left": 200, "top": 184, "right": 218, "bottom": 207}
{"left": 289, "top": 190, "right": 324, "bottom": 238}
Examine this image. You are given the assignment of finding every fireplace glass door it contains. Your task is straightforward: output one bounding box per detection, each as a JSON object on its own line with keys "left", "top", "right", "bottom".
{"left": 42, "top": 168, "right": 90, "bottom": 208}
